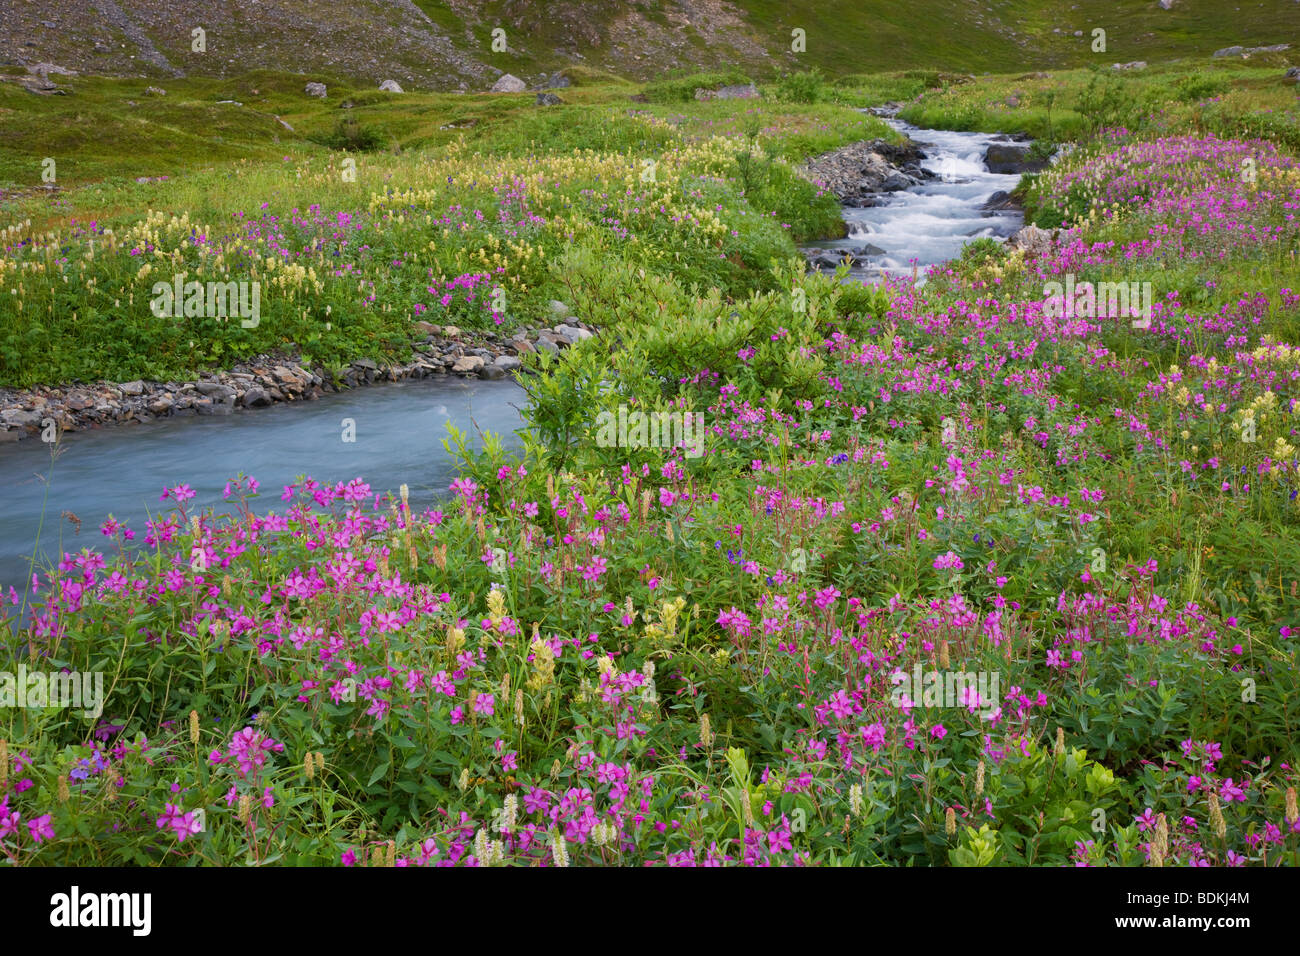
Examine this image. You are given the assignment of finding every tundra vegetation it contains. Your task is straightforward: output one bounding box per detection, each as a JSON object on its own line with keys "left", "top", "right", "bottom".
{"left": 1, "top": 57, "right": 1299, "bottom": 866}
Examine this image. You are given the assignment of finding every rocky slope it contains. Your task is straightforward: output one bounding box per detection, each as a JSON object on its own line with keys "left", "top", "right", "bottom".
{"left": 8, "top": 0, "right": 1292, "bottom": 89}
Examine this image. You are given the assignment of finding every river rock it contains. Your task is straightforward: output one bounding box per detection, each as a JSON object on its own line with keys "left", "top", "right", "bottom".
{"left": 1, "top": 408, "right": 40, "bottom": 428}
{"left": 195, "top": 382, "right": 236, "bottom": 401}
{"left": 799, "top": 139, "right": 928, "bottom": 206}
{"left": 534, "top": 336, "right": 560, "bottom": 356}
{"left": 983, "top": 143, "right": 1048, "bottom": 174}
{"left": 241, "top": 387, "right": 272, "bottom": 408}
{"left": 120, "top": 380, "right": 145, "bottom": 396}
{"left": 452, "top": 355, "right": 485, "bottom": 373}
{"left": 479, "top": 365, "right": 507, "bottom": 380}
{"left": 981, "top": 190, "right": 1018, "bottom": 211}
{"left": 495, "top": 355, "right": 522, "bottom": 371}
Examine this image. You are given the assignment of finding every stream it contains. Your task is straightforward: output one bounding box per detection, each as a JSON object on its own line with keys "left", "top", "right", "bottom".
{"left": 0, "top": 120, "right": 1027, "bottom": 597}
{"left": 803, "top": 117, "right": 1026, "bottom": 281}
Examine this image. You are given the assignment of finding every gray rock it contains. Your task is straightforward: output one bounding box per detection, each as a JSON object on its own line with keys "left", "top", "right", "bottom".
{"left": 534, "top": 336, "right": 560, "bottom": 356}
{"left": 378, "top": 80, "right": 404, "bottom": 93}
{"left": 1008, "top": 224, "right": 1056, "bottom": 257}
{"left": 120, "top": 380, "right": 145, "bottom": 396}
{"left": 452, "top": 355, "right": 485, "bottom": 373}
{"left": 144, "top": 86, "right": 166, "bottom": 96}
{"left": 536, "top": 92, "right": 564, "bottom": 106}
{"left": 1112, "top": 61, "right": 1147, "bottom": 71}
{"left": 545, "top": 73, "right": 572, "bottom": 89}
{"left": 548, "top": 300, "right": 571, "bottom": 319}
{"left": 716, "top": 83, "right": 760, "bottom": 99}
{"left": 195, "top": 381, "right": 236, "bottom": 401}
{"left": 981, "top": 190, "right": 1018, "bottom": 212}
{"left": 241, "top": 387, "right": 272, "bottom": 408}
{"left": 479, "top": 365, "right": 507, "bottom": 380}
{"left": 352, "top": 358, "right": 378, "bottom": 370}
{"left": 983, "top": 143, "right": 1048, "bottom": 174}
{"left": 305, "top": 82, "right": 327, "bottom": 98}
{"left": 1287, "top": 67, "right": 1300, "bottom": 80}
{"left": 1, "top": 408, "right": 40, "bottom": 428}
{"left": 491, "top": 74, "right": 526, "bottom": 93}
{"left": 1158, "top": 0, "right": 1176, "bottom": 8}
{"left": 195, "top": 400, "right": 233, "bottom": 416}
{"left": 555, "top": 324, "right": 592, "bottom": 343}
{"left": 494, "top": 355, "right": 522, "bottom": 371}
{"left": 1213, "top": 46, "right": 1245, "bottom": 58}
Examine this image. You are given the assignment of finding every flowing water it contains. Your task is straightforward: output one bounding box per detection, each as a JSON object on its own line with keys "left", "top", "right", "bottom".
{"left": 0, "top": 120, "right": 1024, "bottom": 597}
{"left": 0, "top": 378, "right": 526, "bottom": 592}
{"left": 804, "top": 118, "right": 1026, "bottom": 281}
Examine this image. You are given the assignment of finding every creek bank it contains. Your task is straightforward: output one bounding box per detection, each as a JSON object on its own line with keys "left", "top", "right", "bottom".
{"left": 0, "top": 313, "right": 595, "bottom": 443}
{"left": 798, "top": 137, "right": 933, "bottom": 207}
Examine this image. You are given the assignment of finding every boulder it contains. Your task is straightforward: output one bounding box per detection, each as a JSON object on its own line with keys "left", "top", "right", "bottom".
{"left": 120, "top": 380, "right": 145, "bottom": 396}
{"left": 981, "top": 190, "right": 1018, "bottom": 212}
{"left": 451, "top": 355, "right": 485, "bottom": 373}
{"left": 305, "top": 82, "right": 327, "bottom": 98}
{"left": 1, "top": 408, "right": 40, "bottom": 428}
{"left": 1008, "top": 224, "right": 1056, "bottom": 257}
{"left": 555, "top": 324, "right": 592, "bottom": 344}
{"left": 478, "top": 365, "right": 507, "bottom": 380}
{"left": 195, "top": 381, "right": 236, "bottom": 402}
{"left": 241, "top": 387, "right": 272, "bottom": 408}
{"left": 1213, "top": 46, "right": 1245, "bottom": 58}
{"left": 715, "top": 83, "right": 760, "bottom": 99}
{"left": 494, "top": 355, "right": 522, "bottom": 371}
{"left": 378, "top": 80, "right": 404, "bottom": 93}
{"left": 983, "top": 143, "right": 1048, "bottom": 174}
{"left": 536, "top": 92, "right": 564, "bottom": 106}
{"left": 145, "top": 86, "right": 166, "bottom": 96}
{"left": 491, "top": 74, "right": 526, "bottom": 93}
{"left": 1287, "top": 67, "right": 1300, "bottom": 81}
{"left": 545, "top": 73, "right": 572, "bottom": 89}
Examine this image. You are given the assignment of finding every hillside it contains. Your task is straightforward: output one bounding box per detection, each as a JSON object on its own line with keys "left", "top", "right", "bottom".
{"left": 2, "top": 0, "right": 1297, "bottom": 89}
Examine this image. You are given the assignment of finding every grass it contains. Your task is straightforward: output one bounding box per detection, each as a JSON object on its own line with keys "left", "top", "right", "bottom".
{"left": 3, "top": 47, "right": 1300, "bottom": 866}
